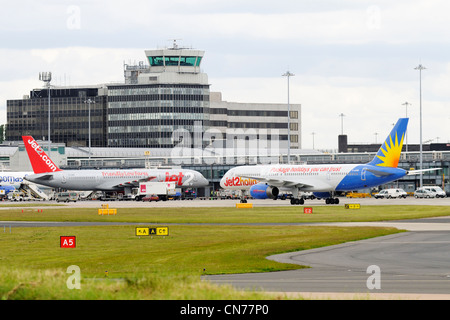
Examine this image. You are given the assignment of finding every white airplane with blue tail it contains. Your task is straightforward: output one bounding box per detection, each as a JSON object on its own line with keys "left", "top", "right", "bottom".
{"left": 220, "top": 118, "right": 441, "bottom": 204}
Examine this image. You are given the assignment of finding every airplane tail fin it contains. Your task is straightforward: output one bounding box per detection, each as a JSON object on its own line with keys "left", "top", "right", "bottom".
{"left": 367, "top": 118, "right": 408, "bottom": 168}
{"left": 22, "top": 136, "right": 62, "bottom": 174}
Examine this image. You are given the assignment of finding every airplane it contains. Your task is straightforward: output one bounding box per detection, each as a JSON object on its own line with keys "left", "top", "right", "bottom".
{"left": 0, "top": 171, "right": 32, "bottom": 189}
{"left": 0, "top": 171, "right": 50, "bottom": 199}
{"left": 21, "top": 136, "right": 209, "bottom": 196}
{"left": 220, "top": 118, "right": 441, "bottom": 205}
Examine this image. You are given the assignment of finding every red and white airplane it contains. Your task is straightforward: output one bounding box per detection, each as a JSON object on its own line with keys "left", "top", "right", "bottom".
{"left": 22, "top": 136, "right": 209, "bottom": 196}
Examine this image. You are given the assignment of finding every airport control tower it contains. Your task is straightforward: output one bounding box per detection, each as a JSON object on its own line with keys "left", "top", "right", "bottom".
{"left": 124, "top": 40, "right": 208, "bottom": 85}
{"left": 108, "top": 41, "right": 210, "bottom": 148}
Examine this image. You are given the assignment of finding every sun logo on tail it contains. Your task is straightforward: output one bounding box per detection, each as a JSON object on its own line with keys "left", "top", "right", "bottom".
{"left": 375, "top": 132, "right": 404, "bottom": 167}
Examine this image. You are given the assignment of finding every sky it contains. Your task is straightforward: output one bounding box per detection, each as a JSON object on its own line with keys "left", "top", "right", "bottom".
{"left": 1, "top": 0, "right": 449, "bottom": 150}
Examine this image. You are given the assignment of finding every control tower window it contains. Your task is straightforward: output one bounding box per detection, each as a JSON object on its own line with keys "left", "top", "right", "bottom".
{"left": 165, "top": 56, "right": 179, "bottom": 66}
{"left": 149, "top": 56, "right": 164, "bottom": 66}
{"left": 149, "top": 56, "right": 202, "bottom": 67}
{"left": 180, "top": 56, "right": 196, "bottom": 66}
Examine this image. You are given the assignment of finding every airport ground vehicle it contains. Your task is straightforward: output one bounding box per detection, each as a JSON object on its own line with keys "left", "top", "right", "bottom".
{"left": 417, "top": 186, "right": 446, "bottom": 198}
{"left": 142, "top": 194, "right": 160, "bottom": 202}
{"left": 414, "top": 189, "right": 436, "bottom": 198}
{"left": 374, "top": 188, "right": 407, "bottom": 199}
{"left": 136, "top": 182, "right": 176, "bottom": 201}
{"left": 56, "top": 192, "right": 78, "bottom": 202}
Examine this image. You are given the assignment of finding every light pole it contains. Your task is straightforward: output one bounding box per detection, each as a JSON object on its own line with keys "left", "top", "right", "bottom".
{"left": 39, "top": 72, "right": 52, "bottom": 156}
{"left": 414, "top": 64, "right": 426, "bottom": 187}
{"left": 282, "top": 71, "right": 294, "bottom": 164}
{"left": 402, "top": 102, "right": 411, "bottom": 153}
{"left": 84, "top": 98, "right": 96, "bottom": 163}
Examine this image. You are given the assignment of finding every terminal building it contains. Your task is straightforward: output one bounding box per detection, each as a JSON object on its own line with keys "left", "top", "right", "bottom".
{"left": 7, "top": 43, "right": 300, "bottom": 153}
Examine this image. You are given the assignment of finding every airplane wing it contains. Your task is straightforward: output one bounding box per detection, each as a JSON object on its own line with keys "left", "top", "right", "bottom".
{"left": 238, "top": 175, "right": 314, "bottom": 189}
{"left": 114, "top": 176, "right": 157, "bottom": 189}
{"left": 407, "top": 168, "right": 442, "bottom": 175}
{"left": 26, "top": 174, "right": 54, "bottom": 181}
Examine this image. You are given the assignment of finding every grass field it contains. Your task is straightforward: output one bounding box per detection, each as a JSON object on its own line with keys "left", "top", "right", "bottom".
{"left": 1, "top": 204, "right": 449, "bottom": 223}
{"left": 0, "top": 204, "right": 448, "bottom": 299}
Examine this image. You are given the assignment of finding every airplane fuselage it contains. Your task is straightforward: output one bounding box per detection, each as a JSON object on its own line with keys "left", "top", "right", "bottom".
{"left": 220, "top": 164, "right": 407, "bottom": 192}
{"left": 0, "top": 172, "right": 33, "bottom": 189}
{"left": 26, "top": 168, "right": 208, "bottom": 191}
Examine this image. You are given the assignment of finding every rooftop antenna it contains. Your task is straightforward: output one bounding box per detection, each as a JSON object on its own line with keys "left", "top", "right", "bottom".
{"left": 169, "top": 39, "right": 182, "bottom": 49}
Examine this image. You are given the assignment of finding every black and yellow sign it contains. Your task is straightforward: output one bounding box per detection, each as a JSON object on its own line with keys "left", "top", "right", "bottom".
{"left": 345, "top": 203, "right": 361, "bottom": 209}
{"left": 136, "top": 227, "right": 150, "bottom": 236}
{"left": 135, "top": 227, "right": 169, "bottom": 236}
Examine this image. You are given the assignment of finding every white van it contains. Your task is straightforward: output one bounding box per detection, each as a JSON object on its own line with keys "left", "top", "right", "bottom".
{"left": 419, "top": 186, "right": 446, "bottom": 198}
{"left": 374, "top": 188, "right": 407, "bottom": 199}
{"left": 56, "top": 192, "right": 78, "bottom": 203}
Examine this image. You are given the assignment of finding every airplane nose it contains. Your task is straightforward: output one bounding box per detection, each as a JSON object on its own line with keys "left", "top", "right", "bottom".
{"left": 201, "top": 176, "right": 209, "bottom": 186}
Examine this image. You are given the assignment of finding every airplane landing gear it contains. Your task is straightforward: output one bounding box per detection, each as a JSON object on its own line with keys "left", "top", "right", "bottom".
{"left": 325, "top": 197, "right": 339, "bottom": 204}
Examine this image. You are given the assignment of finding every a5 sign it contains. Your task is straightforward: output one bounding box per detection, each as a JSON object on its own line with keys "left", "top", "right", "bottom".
{"left": 60, "top": 236, "right": 76, "bottom": 248}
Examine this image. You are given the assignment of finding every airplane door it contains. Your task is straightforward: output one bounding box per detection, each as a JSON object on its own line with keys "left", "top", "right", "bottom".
{"left": 61, "top": 174, "right": 67, "bottom": 184}
{"left": 361, "top": 168, "right": 366, "bottom": 181}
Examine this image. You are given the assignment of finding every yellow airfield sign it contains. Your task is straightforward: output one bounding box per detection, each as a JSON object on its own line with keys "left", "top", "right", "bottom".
{"left": 135, "top": 227, "right": 169, "bottom": 236}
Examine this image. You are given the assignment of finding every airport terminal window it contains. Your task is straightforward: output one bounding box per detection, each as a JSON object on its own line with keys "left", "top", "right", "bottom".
{"left": 289, "top": 111, "right": 298, "bottom": 119}
{"left": 290, "top": 122, "right": 298, "bottom": 131}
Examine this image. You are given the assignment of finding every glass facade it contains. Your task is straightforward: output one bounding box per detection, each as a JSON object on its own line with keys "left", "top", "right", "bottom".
{"left": 107, "top": 84, "right": 210, "bottom": 148}
{"left": 7, "top": 88, "right": 107, "bottom": 147}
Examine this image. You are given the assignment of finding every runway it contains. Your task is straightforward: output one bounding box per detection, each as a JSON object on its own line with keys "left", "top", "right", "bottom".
{"left": 205, "top": 214, "right": 450, "bottom": 299}
{"left": 2, "top": 197, "right": 450, "bottom": 299}
{"left": 4, "top": 195, "right": 449, "bottom": 208}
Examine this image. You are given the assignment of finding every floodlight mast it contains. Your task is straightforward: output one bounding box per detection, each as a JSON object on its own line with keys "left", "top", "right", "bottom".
{"left": 282, "top": 71, "right": 294, "bottom": 164}
{"left": 39, "top": 72, "right": 52, "bottom": 157}
{"left": 84, "top": 98, "right": 96, "bottom": 163}
{"left": 414, "top": 64, "right": 425, "bottom": 188}
{"left": 402, "top": 102, "right": 411, "bottom": 153}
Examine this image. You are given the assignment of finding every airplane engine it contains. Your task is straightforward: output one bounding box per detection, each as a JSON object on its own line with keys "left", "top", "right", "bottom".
{"left": 250, "top": 184, "right": 279, "bottom": 199}
{"left": 313, "top": 192, "right": 331, "bottom": 199}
